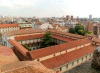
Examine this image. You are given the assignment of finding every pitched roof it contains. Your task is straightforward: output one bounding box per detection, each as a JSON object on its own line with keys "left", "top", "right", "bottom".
{"left": 48, "top": 29, "right": 85, "bottom": 39}
{"left": 5, "top": 28, "right": 44, "bottom": 36}
{"left": 8, "top": 39, "right": 28, "bottom": 56}
{"left": 29, "top": 38, "right": 91, "bottom": 60}
{"left": 15, "top": 33, "right": 74, "bottom": 42}
{"left": 0, "top": 46, "right": 19, "bottom": 66}
{"left": 41, "top": 45, "right": 95, "bottom": 69}
{"left": 15, "top": 34, "right": 44, "bottom": 41}
{"left": 0, "top": 61, "right": 55, "bottom": 73}
{"left": 51, "top": 34, "right": 74, "bottom": 42}
{"left": 0, "top": 24, "right": 18, "bottom": 28}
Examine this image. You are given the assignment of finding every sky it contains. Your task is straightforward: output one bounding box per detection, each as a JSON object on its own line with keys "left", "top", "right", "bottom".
{"left": 0, "top": 0, "right": 100, "bottom": 17}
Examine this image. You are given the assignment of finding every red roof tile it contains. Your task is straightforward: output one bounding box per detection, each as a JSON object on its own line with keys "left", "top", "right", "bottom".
{"left": 29, "top": 38, "right": 92, "bottom": 60}
{"left": 51, "top": 34, "right": 74, "bottom": 42}
{"left": 0, "top": 24, "right": 18, "bottom": 28}
{"left": 8, "top": 39, "right": 28, "bottom": 56}
{"left": 15, "top": 34, "right": 44, "bottom": 41}
{"left": 41, "top": 45, "right": 95, "bottom": 69}
{"left": 5, "top": 28, "right": 44, "bottom": 36}
{"left": 48, "top": 29, "right": 85, "bottom": 39}
{"left": 0, "top": 46, "right": 19, "bottom": 66}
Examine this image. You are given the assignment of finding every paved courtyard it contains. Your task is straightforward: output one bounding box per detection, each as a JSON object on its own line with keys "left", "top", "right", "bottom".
{"left": 65, "top": 60, "right": 100, "bottom": 73}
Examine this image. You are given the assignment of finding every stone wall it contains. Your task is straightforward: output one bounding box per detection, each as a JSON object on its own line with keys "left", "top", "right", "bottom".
{"left": 91, "top": 47, "right": 100, "bottom": 70}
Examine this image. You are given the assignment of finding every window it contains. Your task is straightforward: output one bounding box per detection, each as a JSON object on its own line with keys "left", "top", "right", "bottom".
{"left": 77, "top": 59, "right": 79, "bottom": 63}
{"left": 90, "top": 54, "right": 91, "bottom": 57}
{"left": 53, "top": 54, "right": 55, "bottom": 56}
{"left": 37, "top": 59, "right": 40, "bottom": 61}
{"left": 72, "top": 62, "right": 74, "bottom": 66}
{"left": 82, "top": 57, "right": 83, "bottom": 61}
{"left": 66, "top": 64, "right": 68, "bottom": 68}
{"left": 60, "top": 67, "right": 62, "bottom": 71}
{"left": 86, "top": 56, "right": 87, "bottom": 59}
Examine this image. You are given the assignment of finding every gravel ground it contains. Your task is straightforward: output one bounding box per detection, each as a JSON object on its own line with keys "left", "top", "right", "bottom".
{"left": 65, "top": 60, "right": 100, "bottom": 73}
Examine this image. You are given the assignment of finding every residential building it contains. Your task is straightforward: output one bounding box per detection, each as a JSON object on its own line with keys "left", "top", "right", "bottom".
{"left": 0, "top": 24, "right": 19, "bottom": 33}
{"left": 1, "top": 28, "right": 96, "bottom": 73}
{"left": 19, "top": 23, "right": 32, "bottom": 29}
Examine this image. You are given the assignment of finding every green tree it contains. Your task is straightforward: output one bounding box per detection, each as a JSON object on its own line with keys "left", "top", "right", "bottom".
{"left": 23, "top": 44, "right": 30, "bottom": 51}
{"left": 78, "top": 30, "right": 86, "bottom": 35}
{"left": 40, "top": 32, "right": 53, "bottom": 48}
{"left": 69, "top": 28, "right": 76, "bottom": 34}
{"left": 74, "top": 24, "right": 86, "bottom": 35}
{"left": 75, "top": 24, "right": 84, "bottom": 33}
{"left": 88, "top": 31, "right": 92, "bottom": 34}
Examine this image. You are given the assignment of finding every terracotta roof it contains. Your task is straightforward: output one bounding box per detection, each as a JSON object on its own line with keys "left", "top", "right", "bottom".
{"left": 48, "top": 29, "right": 85, "bottom": 39}
{"left": 51, "top": 24, "right": 58, "bottom": 28}
{"left": 15, "top": 34, "right": 44, "bottom": 41}
{"left": 0, "top": 61, "right": 55, "bottom": 73}
{"left": 58, "top": 26, "right": 67, "bottom": 30}
{"left": 51, "top": 34, "right": 74, "bottom": 42}
{"left": 0, "top": 24, "right": 18, "bottom": 28}
{"left": 0, "top": 46, "right": 19, "bottom": 66}
{"left": 29, "top": 38, "right": 91, "bottom": 60}
{"left": 15, "top": 33, "right": 74, "bottom": 42}
{"left": 5, "top": 28, "right": 44, "bottom": 36}
{"left": 8, "top": 39, "right": 28, "bottom": 56}
{"left": 41, "top": 45, "right": 95, "bottom": 69}
{"left": 35, "top": 22, "right": 42, "bottom": 25}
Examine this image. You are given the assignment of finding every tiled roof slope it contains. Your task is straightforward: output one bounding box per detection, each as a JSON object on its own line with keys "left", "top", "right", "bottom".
{"left": 0, "top": 24, "right": 18, "bottom": 28}
{"left": 0, "top": 61, "right": 56, "bottom": 73}
{"left": 51, "top": 34, "right": 74, "bottom": 42}
{"left": 29, "top": 38, "right": 91, "bottom": 60}
{"left": 5, "top": 28, "right": 45, "bottom": 36}
{"left": 0, "top": 46, "right": 19, "bottom": 66}
{"left": 41, "top": 45, "right": 95, "bottom": 69}
{"left": 15, "top": 33, "right": 74, "bottom": 42}
{"left": 48, "top": 29, "right": 85, "bottom": 39}
{"left": 15, "top": 34, "right": 44, "bottom": 41}
{"left": 8, "top": 39, "right": 28, "bottom": 56}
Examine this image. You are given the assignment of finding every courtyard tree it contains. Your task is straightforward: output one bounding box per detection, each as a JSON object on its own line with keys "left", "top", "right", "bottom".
{"left": 69, "top": 28, "right": 76, "bottom": 34}
{"left": 22, "top": 44, "right": 31, "bottom": 51}
{"left": 40, "top": 31, "right": 53, "bottom": 48}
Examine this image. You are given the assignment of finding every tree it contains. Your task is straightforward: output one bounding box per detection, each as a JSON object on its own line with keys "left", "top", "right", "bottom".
{"left": 40, "top": 32, "right": 53, "bottom": 48}
{"left": 69, "top": 24, "right": 86, "bottom": 36}
{"left": 69, "top": 28, "right": 76, "bottom": 34}
{"left": 75, "top": 24, "right": 84, "bottom": 33}
{"left": 75, "top": 24, "right": 86, "bottom": 35}
{"left": 78, "top": 30, "right": 86, "bottom": 35}
{"left": 88, "top": 31, "right": 92, "bottom": 34}
{"left": 23, "top": 44, "right": 30, "bottom": 51}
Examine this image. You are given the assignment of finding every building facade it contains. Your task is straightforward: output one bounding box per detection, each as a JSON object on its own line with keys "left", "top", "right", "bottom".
{"left": 0, "top": 24, "right": 19, "bottom": 33}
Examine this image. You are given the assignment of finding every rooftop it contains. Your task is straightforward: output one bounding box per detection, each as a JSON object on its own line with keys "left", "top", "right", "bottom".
{"left": 0, "top": 46, "right": 19, "bottom": 66}
{"left": 48, "top": 29, "right": 85, "bottom": 39}
{"left": 15, "top": 34, "right": 44, "bottom": 41}
{"left": 0, "top": 24, "right": 18, "bottom": 28}
{"left": 29, "top": 38, "right": 91, "bottom": 60}
{"left": 8, "top": 39, "right": 28, "bottom": 56}
{"left": 0, "top": 61, "right": 55, "bottom": 73}
{"left": 5, "top": 28, "right": 44, "bottom": 36}
{"left": 41, "top": 45, "right": 95, "bottom": 69}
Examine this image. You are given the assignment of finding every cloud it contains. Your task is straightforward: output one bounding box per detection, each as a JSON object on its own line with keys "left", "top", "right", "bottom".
{"left": 0, "top": 0, "right": 100, "bottom": 17}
